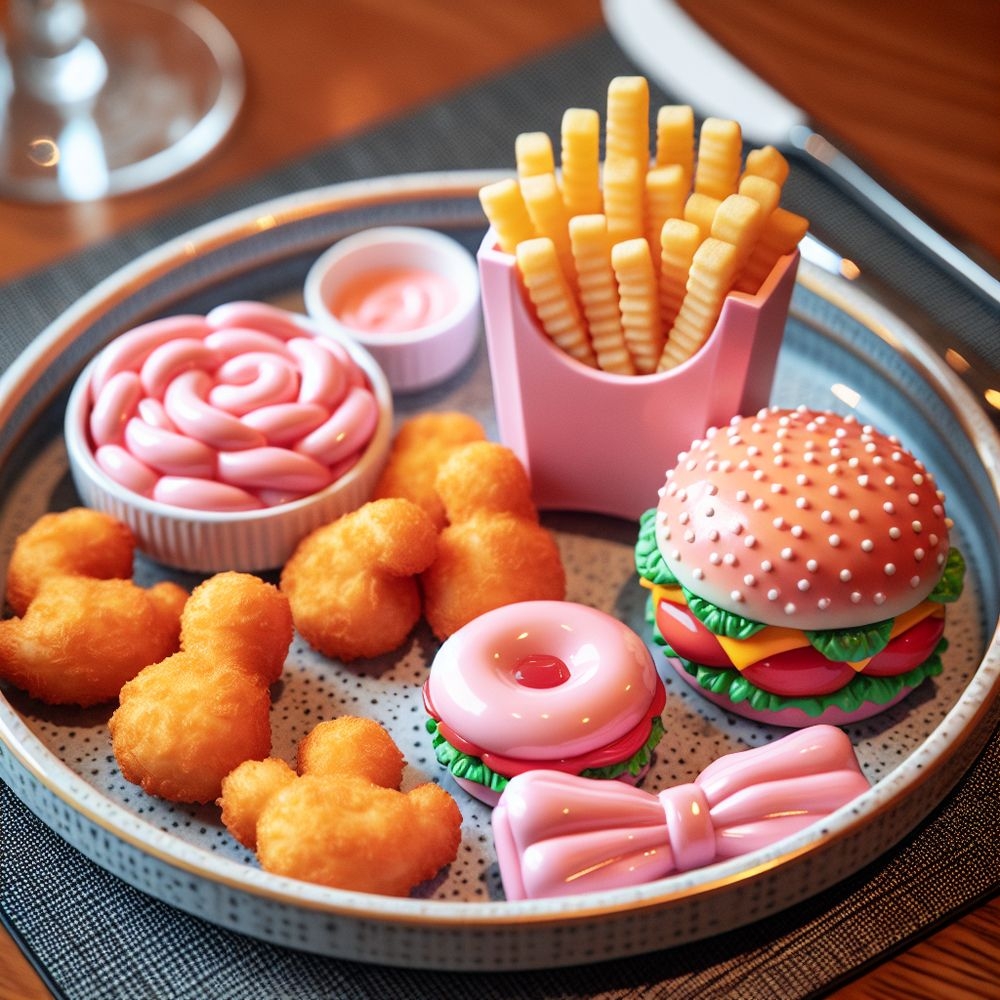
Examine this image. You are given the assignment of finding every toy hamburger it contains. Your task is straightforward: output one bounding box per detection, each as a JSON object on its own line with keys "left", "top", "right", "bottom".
{"left": 636, "top": 406, "right": 965, "bottom": 726}
{"left": 424, "top": 600, "right": 666, "bottom": 805}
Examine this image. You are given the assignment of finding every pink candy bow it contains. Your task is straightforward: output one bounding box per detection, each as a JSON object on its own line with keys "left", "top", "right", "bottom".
{"left": 492, "top": 725, "right": 869, "bottom": 900}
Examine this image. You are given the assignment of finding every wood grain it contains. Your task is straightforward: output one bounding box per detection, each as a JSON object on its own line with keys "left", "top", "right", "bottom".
{"left": 0, "top": 2, "right": 997, "bottom": 998}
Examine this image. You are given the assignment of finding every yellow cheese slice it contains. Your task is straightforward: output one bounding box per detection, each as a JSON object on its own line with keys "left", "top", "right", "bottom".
{"left": 648, "top": 581, "right": 942, "bottom": 672}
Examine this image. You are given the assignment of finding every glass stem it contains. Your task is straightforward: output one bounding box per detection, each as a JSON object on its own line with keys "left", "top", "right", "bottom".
{"left": 8, "top": 0, "right": 107, "bottom": 104}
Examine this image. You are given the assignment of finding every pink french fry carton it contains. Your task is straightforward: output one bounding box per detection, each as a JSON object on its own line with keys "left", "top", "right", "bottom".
{"left": 477, "top": 230, "right": 799, "bottom": 520}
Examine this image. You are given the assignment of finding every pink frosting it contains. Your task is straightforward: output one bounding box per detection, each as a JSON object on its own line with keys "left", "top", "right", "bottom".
{"left": 87, "top": 301, "right": 380, "bottom": 511}
{"left": 426, "top": 601, "right": 660, "bottom": 761}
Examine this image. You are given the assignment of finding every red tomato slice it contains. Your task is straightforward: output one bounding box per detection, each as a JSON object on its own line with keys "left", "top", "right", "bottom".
{"left": 861, "top": 614, "right": 945, "bottom": 676}
{"left": 654, "top": 598, "right": 731, "bottom": 667}
{"left": 742, "top": 647, "right": 857, "bottom": 697}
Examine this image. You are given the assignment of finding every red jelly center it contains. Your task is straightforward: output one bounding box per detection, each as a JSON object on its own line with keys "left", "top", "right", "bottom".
{"left": 513, "top": 653, "right": 571, "bottom": 689}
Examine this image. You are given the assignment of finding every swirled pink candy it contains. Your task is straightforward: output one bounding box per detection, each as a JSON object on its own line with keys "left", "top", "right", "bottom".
{"left": 86, "top": 301, "right": 381, "bottom": 512}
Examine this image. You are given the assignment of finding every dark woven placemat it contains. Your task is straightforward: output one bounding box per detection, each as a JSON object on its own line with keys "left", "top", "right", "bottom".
{"left": 2, "top": 26, "right": 998, "bottom": 1000}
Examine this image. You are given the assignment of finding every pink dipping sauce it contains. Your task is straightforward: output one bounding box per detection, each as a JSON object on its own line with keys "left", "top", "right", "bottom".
{"left": 331, "top": 267, "right": 458, "bottom": 334}
{"left": 87, "top": 302, "right": 380, "bottom": 512}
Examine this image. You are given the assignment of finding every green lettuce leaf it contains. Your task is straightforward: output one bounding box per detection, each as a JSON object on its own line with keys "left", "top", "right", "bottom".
{"left": 425, "top": 715, "right": 666, "bottom": 793}
{"left": 805, "top": 618, "right": 894, "bottom": 661}
{"left": 634, "top": 507, "right": 678, "bottom": 586}
{"left": 684, "top": 588, "right": 767, "bottom": 640}
{"left": 675, "top": 638, "right": 947, "bottom": 718}
{"left": 930, "top": 547, "right": 966, "bottom": 603}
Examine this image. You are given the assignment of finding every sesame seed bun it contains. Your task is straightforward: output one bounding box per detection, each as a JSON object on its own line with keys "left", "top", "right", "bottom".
{"left": 655, "top": 406, "right": 952, "bottom": 631}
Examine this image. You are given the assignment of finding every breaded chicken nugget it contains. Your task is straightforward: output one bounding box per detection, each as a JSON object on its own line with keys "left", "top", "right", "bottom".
{"left": 218, "top": 757, "right": 297, "bottom": 849}
{"left": 421, "top": 442, "right": 566, "bottom": 639}
{"left": 0, "top": 575, "right": 186, "bottom": 706}
{"left": 218, "top": 716, "right": 463, "bottom": 894}
{"left": 255, "top": 774, "right": 462, "bottom": 896}
{"left": 5, "top": 508, "right": 135, "bottom": 616}
{"left": 372, "top": 412, "right": 486, "bottom": 528}
{"left": 296, "top": 716, "right": 405, "bottom": 789}
{"left": 110, "top": 571, "right": 293, "bottom": 803}
{"left": 110, "top": 653, "right": 273, "bottom": 804}
{"left": 181, "top": 571, "right": 293, "bottom": 683}
{"left": 281, "top": 498, "right": 438, "bottom": 661}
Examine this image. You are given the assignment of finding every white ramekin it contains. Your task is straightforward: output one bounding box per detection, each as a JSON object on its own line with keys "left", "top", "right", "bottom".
{"left": 64, "top": 311, "right": 393, "bottom": 574}
{"left": 304, "top": 226, "right": 481, "bottom": 393}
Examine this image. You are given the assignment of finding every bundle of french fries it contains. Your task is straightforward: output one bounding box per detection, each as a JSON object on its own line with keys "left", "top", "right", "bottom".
{"left": 479, "top": 76, "right": 809, "bottom": 376}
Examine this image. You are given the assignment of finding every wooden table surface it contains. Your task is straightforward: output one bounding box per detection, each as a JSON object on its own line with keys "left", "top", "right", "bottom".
{"left": 0, "top": 1, "right": 997, "bottom": 997}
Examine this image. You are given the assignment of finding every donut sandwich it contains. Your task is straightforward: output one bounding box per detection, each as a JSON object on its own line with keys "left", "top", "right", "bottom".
{"left": 423, "top": 601, "right": 666, "bottom": 805}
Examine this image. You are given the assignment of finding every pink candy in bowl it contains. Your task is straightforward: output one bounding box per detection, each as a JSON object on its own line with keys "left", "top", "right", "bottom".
{"left": 64, "top": 301, "right": 393, "bottom": 573}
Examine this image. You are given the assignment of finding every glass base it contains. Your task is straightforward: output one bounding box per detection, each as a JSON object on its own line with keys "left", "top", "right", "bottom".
{"left": 0, "top": 0, "right": 244, "bottom": 202}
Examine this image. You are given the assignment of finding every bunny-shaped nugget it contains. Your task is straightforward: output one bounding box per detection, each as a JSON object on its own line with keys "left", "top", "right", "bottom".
{"left": 421, "top": 441, "right": 566, "bottom": 639}
{"left": 280, "top": 497, "right": 438, "bottom": 661}
{"left": 218, "top": 716, "right": 462, "bottom": 896}
{"left": 109, "top": 572, "right": 293, "bottom": 804}
{"left": 0, "top": 508, "right": 187, "bottom": 706}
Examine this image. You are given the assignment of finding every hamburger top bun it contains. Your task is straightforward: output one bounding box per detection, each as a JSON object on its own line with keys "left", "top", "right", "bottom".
{"left": 654, "top": 406, "right": 952, "bottom": 630}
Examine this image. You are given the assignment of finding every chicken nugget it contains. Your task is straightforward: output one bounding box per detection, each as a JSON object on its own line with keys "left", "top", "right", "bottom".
{"left": 372, "top": 412, "right": 486, "bottom": 528}
{"left": 255, "top": 774, "right": 462, "bottom": 895}
{"left": 180, "top": 571, "right": 293, "bottom": 683}
{"left": 281, "top": 498, "right": 438, "bottom": 661}
{"left": 421, "top": 442, "right": 566, "bottom": 639}
{"left": 5, "top": 508, "right": 135, "bottom": 616}
{"left": 110, "top": 652, "right": 273, "bottom": 804}
{"left": 296, "top": 716, "right": 405, "bottom": 789}
{"left": 0, "top": 576, "right": 186, "bottom": 706}
{"left": 218, "top": 757, "right": 297, "bottom": 849}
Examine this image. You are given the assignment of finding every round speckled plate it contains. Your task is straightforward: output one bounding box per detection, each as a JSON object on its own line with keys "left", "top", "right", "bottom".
{"left": 1, "top": 172, "right": 998, "bottom": 971}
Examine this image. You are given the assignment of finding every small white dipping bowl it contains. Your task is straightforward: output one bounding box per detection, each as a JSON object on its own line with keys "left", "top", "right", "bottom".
{"left": 64, "top": 310, "right": 393, "bottom": 575}
{"left": 304, "top": 226, "right": 481, "bottom": 393}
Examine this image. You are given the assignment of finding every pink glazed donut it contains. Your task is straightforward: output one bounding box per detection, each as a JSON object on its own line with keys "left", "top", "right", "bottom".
{"left": 423, "top": 601, "right": 666, "bottom": 805}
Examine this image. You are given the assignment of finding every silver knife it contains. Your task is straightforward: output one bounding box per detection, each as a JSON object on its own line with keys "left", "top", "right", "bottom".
{"left": 602, "top": 0, "right": 1000, "bottom": 308}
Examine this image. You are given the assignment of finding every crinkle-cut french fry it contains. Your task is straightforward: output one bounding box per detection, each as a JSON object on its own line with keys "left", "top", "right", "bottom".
{"left": 645, "top": 163, "right": 687, "bottom": 263}
{"left": 516, "top": 237, "right": 597, "bottom": 367}
{"left": 733, "top": 207, "right": 808, "bottom": 294}
{"left": 738, "top": 174, "right": 782, "bottom": 218}
{"left": 659, "top": 237, "right": 740, "bottom": 370}
{"left": 741, "top": 145, "right": 790, "bottom": 187}
{"left": 611, "top": 237, "right": 663, "bottom": 376}
{"left": 479, "top": 178, "right": 536, "bottom": 254}
{"left": 711, "top": 193, "right": 765, "bottom": 273}
{"left": 603, "top": 155, "right": 646, "bottom": 244}
{"left": 569, "top": 214, "right": 635, "bottom": 375}
{"left": 605, "top": 76, "right": 650, "bottom": 168}
{"left": 694, "top": 117, "right": 743, "bottom": 201}
{"left": 683, "top": 192, "right": 721, "bottom": 240}
{"left": 515, "top": 131, "right": 556, "bottom": 181}
{"left": 655, "top": 104, "right": 695, "bottom": 189}
{"left": 560, "top": 108, "right": 602, "bottom": 217}
{"left": 658, "top": 217, "right": 702, "bottom": 331}
{"left": 519, "top": 171, "right": 575, "bottom": 287}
